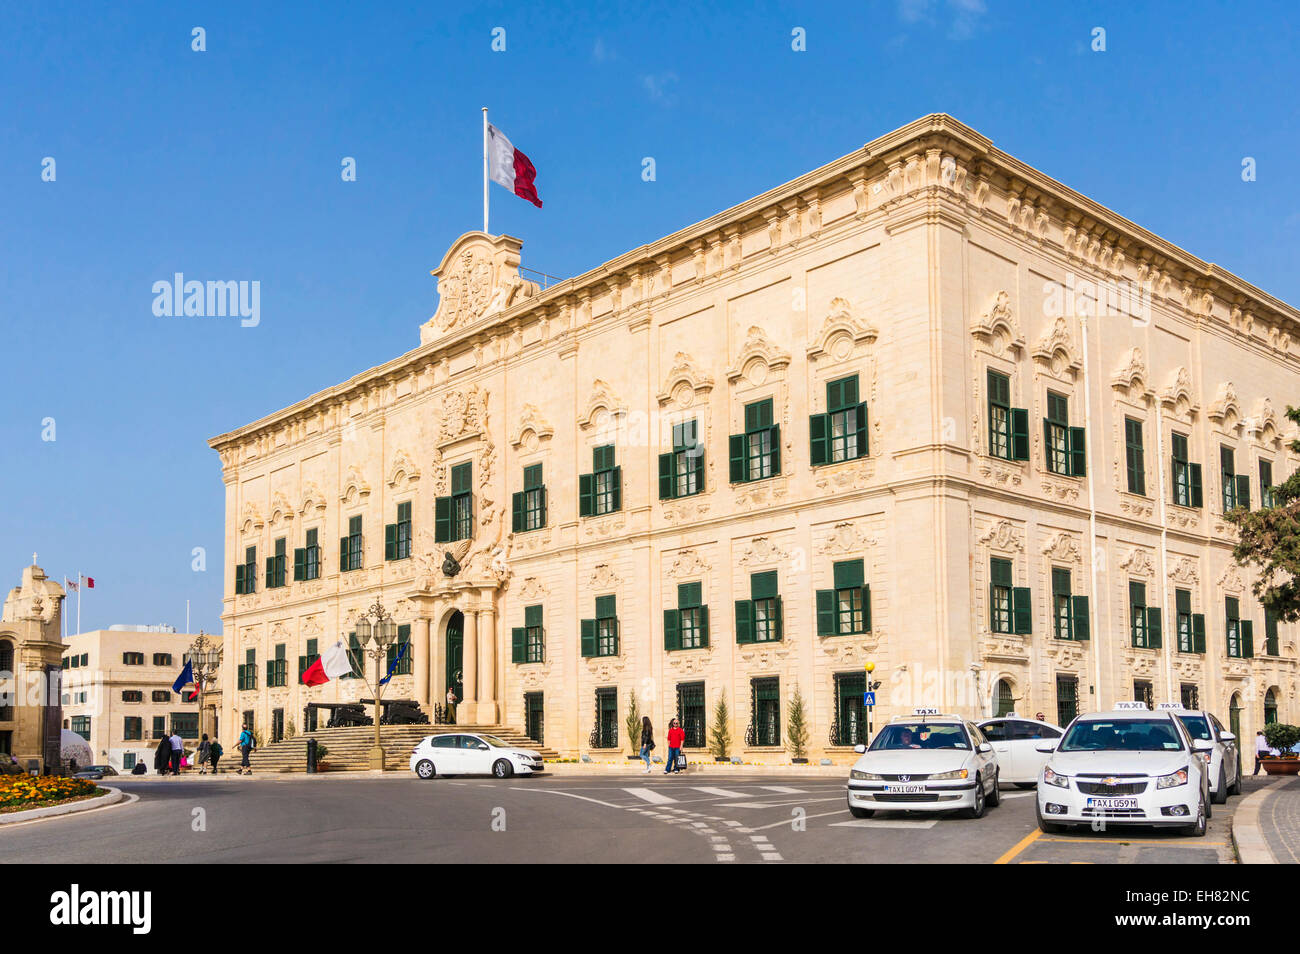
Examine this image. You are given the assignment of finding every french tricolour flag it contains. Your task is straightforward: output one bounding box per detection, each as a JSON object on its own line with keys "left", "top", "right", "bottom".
{"left": 486, "top": 123, "right": 543, "bottom": 208}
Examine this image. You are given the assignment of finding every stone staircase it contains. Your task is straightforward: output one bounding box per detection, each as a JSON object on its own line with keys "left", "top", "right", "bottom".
{"left": 244, "top": 724, "right": 561, "bottom": 773}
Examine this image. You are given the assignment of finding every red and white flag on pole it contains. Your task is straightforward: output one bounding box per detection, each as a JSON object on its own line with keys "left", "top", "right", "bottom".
{"left": 486, "top": 123, "right": 543, "bottom": 208}
{"left": 300, "top": 639, "right": 355, "bottom": 687}
{"left": 83, "top": 576, "right": 95, "bottom": 588}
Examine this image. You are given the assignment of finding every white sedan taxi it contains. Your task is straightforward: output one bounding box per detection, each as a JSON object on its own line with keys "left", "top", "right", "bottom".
{"left": 976, "top": 714, "right": 1064, "bottom": 787}
{"left": 1156, "top": 703, "right": 1242, "bottom": 804}
{"left": 1035, "top": 702, "right": 1212, "bottom": 836}
{"left": 846, "top": 709, "right": 1001, "bottom": 819}
{"left": 410, "top": 733, "right": 544, "bottom": 779}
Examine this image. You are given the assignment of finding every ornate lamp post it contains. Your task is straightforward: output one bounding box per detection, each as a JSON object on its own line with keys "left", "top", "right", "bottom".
{"left": 353, "top": 600, "right": 398, "bottom": 771}
{"left": 184, "top": 630, "right": 223, "bottom": 744}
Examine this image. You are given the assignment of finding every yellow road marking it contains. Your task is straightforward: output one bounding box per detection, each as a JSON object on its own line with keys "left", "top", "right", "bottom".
{"left": 994, "top": 828, "right": 1042, "bottom": 864}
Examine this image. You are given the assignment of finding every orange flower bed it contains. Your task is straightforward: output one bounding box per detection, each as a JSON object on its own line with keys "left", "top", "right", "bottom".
{"left": 0, "top": 774, "right": 99, "bottom": 809}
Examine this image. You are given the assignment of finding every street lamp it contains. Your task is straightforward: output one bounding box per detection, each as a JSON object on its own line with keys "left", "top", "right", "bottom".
{"left": 353, "top": 600, "right": 398, "bottom": 771}
{"left": 184, "top": 630, "right": 223, "bottom": 745}
{"left": 864, "top": 661, "right": 883, "bottom": 746}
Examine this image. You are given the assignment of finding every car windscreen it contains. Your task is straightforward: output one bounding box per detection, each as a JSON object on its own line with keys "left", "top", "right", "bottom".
{"left": 1177, "top": 715, "right": 1212, "bottom": 741}
{"left": 870, "top": 723, "right": 970, "bottom": 751}
{"left": 478, "top": 735, "right": 510, "bottom": 748}
{"left": 1058, "top": 718, "right": 1185, "bottom": 752}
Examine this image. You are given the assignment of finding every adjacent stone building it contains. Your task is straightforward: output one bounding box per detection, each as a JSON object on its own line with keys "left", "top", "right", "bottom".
{"left": 210, "top": 115, "right": 1299, "bottom": 761}
{"left": 0, "top": 563, "right": 66, "bottom": 772}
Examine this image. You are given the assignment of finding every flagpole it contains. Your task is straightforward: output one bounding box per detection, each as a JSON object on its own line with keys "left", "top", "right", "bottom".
{"left": 76, "top": 571, "right": 81, "bottom": 636}
{"left": 482, "top": 106, "right": 489, "bottom": 235}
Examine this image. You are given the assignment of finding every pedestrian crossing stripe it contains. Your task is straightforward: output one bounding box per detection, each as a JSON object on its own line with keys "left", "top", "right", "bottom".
{"left": 623, "top": 787, "right": 677, "bottom": 804}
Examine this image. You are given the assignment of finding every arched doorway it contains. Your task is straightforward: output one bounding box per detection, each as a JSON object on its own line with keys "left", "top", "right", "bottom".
{"left": 994, "top": 678, "right": 1015, "bottom": 717}
{"left": 1264, "top": 687, "right": 1279, "bottom": 727}
{"left": 445, "top": 611, "right": 464, "bottom": 716}
{"left": 1229, "top": 692, "right": 1243, "bottom": 779}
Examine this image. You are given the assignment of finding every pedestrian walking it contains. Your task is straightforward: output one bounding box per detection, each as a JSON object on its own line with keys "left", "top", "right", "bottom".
{"left": 209, "top": 738, "right": 223, "bottom": 774}
{"left": 1255, "top": 730, "right": 1269, "bottom": 774}
{"left": 446, "top": 686, "right": 458, "bottom": 724}
{"left": 196, "top": 734, "right": 211, "bottom": 775}
{"left": 237, "top": 724, "right": 255, "bottom": 775}
{"left": 639, "top": 716, "right": 654, "bottom": 774}
{"left": 664, "top": 718, "right": 685, "bottom": 774}
{"left": 153, "top": 736, "right": 171, "bottom": 775}
{"left": 168, "top": 731, "right": 184, "bottom": 775}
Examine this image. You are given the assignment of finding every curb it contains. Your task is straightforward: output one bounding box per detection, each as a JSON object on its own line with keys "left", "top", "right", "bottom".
{"left": 0, "top": 786, "right": 124, "bottom": 825}
{"left": 1230, "top": 779, "right": 1285, "bottom": 863}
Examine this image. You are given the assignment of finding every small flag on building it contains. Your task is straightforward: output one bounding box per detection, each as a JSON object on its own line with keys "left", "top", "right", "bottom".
{"left": 379, "top": 641, "right": 409, "bottom": 687}
{"left": 172, "top": 659, "right": 194, "bottom": 694}
{"left": 486, "top": 122, "right": 543, "bottom": 208}
{"left": 301, "top": 638, "right": 355, "bottom": 687}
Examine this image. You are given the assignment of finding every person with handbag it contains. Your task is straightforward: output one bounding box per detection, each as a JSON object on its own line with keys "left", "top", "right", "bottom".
{"left": 639, "top": 716, "right": 655, "bottom": 774}
{"left": 664, "top": 718, "right": 685, "bottom": 774}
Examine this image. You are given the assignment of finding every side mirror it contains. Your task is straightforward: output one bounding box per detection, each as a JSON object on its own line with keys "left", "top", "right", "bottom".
{"left": 1192, "top": 739, "right": 1214, "bottom": 752}
{"left": 1220, "top": 731, "right": 1236, "bottom": 743}
{"left": 853, "top": 744, "right": 867, "bottom": 754}
{"left": 978, "top": 742, "right": 992, "bottom": 753}
{"left": 1035, "top": 742, "right": 1057, "bottom": 753}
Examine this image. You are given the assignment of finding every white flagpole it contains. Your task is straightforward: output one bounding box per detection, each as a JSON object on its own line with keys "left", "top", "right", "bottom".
{"left": 76, "top": 571, "right": 81, "bottom": 636}
{"left": 482, "top": 106, "right": 489, "bottom": 235}
{"left": 62, "top": 578, "right": 67, "bottom": 640}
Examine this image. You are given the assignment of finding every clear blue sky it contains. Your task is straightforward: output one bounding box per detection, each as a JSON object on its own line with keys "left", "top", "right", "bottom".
{"left": 3, "top": 1, "right": 1297, "bottom": 635}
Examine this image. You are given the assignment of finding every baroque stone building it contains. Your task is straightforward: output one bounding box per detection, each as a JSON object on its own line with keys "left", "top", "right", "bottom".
{"left": 0, "top": 563, "right": 66, "bottom": 771}
{"left": 210, "top": 115, "right": 1299, "bottom": 760}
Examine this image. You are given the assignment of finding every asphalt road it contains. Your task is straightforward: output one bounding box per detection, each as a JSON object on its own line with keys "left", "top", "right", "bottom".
{"left": 0, "top": 772, "right": 1268, "bottom": 864}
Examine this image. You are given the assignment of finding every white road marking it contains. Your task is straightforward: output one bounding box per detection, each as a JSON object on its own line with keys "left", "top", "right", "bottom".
{"left": 829, "top": 818, "right": 939, "bottom": 829}
{"left": 718, "top": 796, "right": 843, "bottom": 809}
{"left": 739, "top": 808, "right": 851, "bottom": 832}
{"left": 761, "top": 852, "right": 784, "bottom": 861}
{"left": 692, "top": 787, "right": 748, "bottom": 798}
{"left": 759, "top": 786, "right": 807, "bottom": 794}
{"left": 999, "top": 791, "right": 1036, "bottom": 799}
{"left": 624, "top": 787, "right": 677, "bottom": 805}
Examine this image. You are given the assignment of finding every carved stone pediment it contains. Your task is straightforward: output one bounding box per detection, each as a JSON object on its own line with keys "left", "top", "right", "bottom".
{"left": 340, "top": 466, "right": 371, "bottom": 502}
{"left": 240, "top": 502, "right": 264, "bottom": 534}
{"left": 737, "top": 536, "right": 789, "bottom": 568}
{"left": 727, "top": 326, "right": 791, "bottom": 384}
{"left": 656, "top": 352, "right": 715, "bottom": 408}
{"left": 420, "top": 232, "right": 539, "bottom": 344}
{"left": 509, "top": 404, "right": 554, "bottom": 450}
{"left": 299, "top": 482, "right": 327, "bottom": 517}
{"left": 1031, "top": 316, "right": 1082, "bottom": 378}
{"left": 818, "top": 521, "right": 877, "bottom": 558}
{"left": 1040, "top": 531, "right": 1083, "bottom": 565}
{"left": 970, "top": 291, "right": 1025, "bottom": 357}
{"left": 807, "top": 297, "right": 878, "bottom": 362}
{"left": 1207, "top": 381, "right": 1242, "bottom": 430}
{"left": 387, "top": 449, "right": 420, "bottom": 489}
{"left": 978, "top": 520, "right": 1024, "bottom": 553}
{"left": 578, "top": 379, "right": 627, "bottom": 431}
{"left": 437, "top": 386, "right": 487, "bottom": 445}
{"left": 665, "top": 549, "right": 712, "bottom": 579}
{"left": 1159, "top": 366, "right": 1200, "bottom": 417}
{"left": 1119, "top": 547, "right": 1156, "bottom": 578}
{"left": 1110, "top": 347, "right": 1153, "bottom": 403}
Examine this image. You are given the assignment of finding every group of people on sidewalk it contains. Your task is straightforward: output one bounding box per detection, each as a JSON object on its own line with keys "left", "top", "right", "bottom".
{"left": 637, "top": 717, "right": 687, "bottom": 774}
{"left": 143, "top": 725, "right": 260, "bottom": 776}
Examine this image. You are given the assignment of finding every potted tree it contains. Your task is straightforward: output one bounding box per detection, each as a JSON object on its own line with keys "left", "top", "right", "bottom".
{"left": 787, "top": 686, "right": 810, "bottom": 764}
{"left": 625, "top": 695, "right": 642, "bottom": 761}
{"left": 314, "top": 743, "right": 330, "bottom": 772}
{"left": 1261, "top": 724, "right": 1300, "bottom": 775}
{"left": 710, "top": 693, "right": 731, "bottom": 762}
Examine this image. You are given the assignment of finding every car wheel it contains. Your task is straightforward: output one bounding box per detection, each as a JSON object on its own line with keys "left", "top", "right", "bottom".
{"left": 1182, "top": 796, "right": 1207, "bottom": 837}
{"left": 1228, "top": 767, "right": 1242, "bottom": 797}
{"left": 1014, "top": 782, "right": 1037, "bottom": 790}
{"left": 964, "top": 774, "right": 986, "bottom": 819}
{"left": 1212, "top": 765, "right": 1227, "bottom": 804}
{"left": 492, "top": 759, "right": 514, "bottom": 779}
{"left": 987, "top": 770, "right": 1001, "bottom": 807}
{"left": 848, "top": 802, "right": 875, "bottom": 819}
{"left": 1035, "top": 798, "right": 1063, "bottom": 834}
{"left": 415, "top": 760, "right": 436, "bottom": 780}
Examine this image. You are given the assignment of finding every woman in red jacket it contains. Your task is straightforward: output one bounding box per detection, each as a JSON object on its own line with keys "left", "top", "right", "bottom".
{"left": 664, "top": 718, "right": 686, "bottom": 773}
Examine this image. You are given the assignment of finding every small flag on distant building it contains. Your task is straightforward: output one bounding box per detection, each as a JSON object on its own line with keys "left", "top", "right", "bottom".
{"left": 65, "top": 577, "right": 78, "bottom": 592}
{"left": 486, "top": 122, "right": 543, "bottom": 208}
{"left": 84, "top": 576, "right": 95, "bottom": 588}
{"left": 172, "top": 659, "right": 194, "bottom": 694}
{"left": 379, "top": 641, "right": 409, "bottom": 687}
{"left": 301, "top": 639, "right": 354, "bottom": 687}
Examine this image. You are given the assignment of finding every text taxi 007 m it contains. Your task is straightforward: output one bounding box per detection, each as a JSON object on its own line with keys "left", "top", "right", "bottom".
{"left": 1034, "top": 702, "right": 1214, "bottom": 836}
{"left": 845, "top": 709, "right": 1002, "bottom": 819}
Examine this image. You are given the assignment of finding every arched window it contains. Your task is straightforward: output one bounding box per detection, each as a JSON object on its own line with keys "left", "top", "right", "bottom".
{"left": 0, "top": 639, "right": 13, "bottom": 674}
{"left": 1264, "top": 688, "right": 1278, "bottom": 726}
{"left": 994, "top": 678, "right": 1015, "bottom": 717}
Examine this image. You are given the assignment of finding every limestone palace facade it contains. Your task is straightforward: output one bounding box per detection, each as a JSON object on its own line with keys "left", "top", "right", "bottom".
{"left": 209, "top": 115, "right": 1299, "bottom": 761}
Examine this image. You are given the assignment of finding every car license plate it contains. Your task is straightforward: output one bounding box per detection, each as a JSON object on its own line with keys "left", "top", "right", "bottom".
{"left": 1086, "top": 797, "right": 1138, "bottom": 809}
{"left": 884, "top": 783, "right": 925, "bottom": 794}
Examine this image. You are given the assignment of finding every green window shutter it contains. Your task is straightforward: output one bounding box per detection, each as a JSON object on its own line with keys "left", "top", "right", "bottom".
{"left": 809, "top": 413, "right": 829, "bottom": 466}
{"left": 698, "top": 605, "right": 709, "bottom": 647}
{"left": 578, "top": 473, "right": 594, "bottom": 517}
{"left": 580, "top": 619, "right": 596, "bottom": 658}
{"left": 1146, "top": 607, "right": 1162, "bottom": 649}
{"left": 1235, "top": 474, "right": 1251, "bottom": 511}
{"left": 234, "top": 564, "right": 244, "bottom": 595}
{"left": 751, "top": 571, "right": 778, "bottom": 600}
{"left": 511, "top": 491, "right": 524, "bottom": 532}
{"left": 658, "top": 452, "right": 674, "bottom": 499}
{"left": 384, "top": 523, "right": 397, "bottom": 560}
{"left": 293, "top": 548, "right": 305, "bottom": 581}
{"left": 539, "top": 487, "right": 547, "bottom": 526}
{"left": 511, "top": 627, "right": 525, "bottom": 664}
{"left": 816, "top": 589, "right": 836, "bottom": 635}
{"left": 770, "top": 424, "right": 781, "bottom": 475}
{"left": 774, "top": 596, "right": 784, "bottom": 639}
{"left": 1071, "top": 595, "right": 1090, "bottom": 640}
{"left": 611, "top": 466, "right": 622, "bottom": 510}
{"left": 1012, "top": 587, "right": 1032, "bottom": 634}
{"left": 595, "top": 594, "right": 616, "bottom": 618}
{"left": 434, "top": 496, "right": 452, "bottom": 542}
{"left": 735, "top": 600, "right": 754, "bottom": 644}
{"left": 729, "top": 433, "right": 745, "bottom": 483}
{"left": 1241, "top": 619, "right": 1254, "bottom": 658}
{"left": 1010, "top": 408, "right": 1029, "bottom": 461}
{"left": 990, "top": 558, "right": 1013, "bottom": 588}
{"left": 692, "top": 446, "right": 705, "bottom": 493}
{"left": 1069, "top": 426, "right": 1086, "bottom": 477}
{"left": 1266, "top": 610, "right": 1279, "bottom": 655}
{"left": 862, "top": 584, "right": 872, "bottom": 632}
{"left": 1042, "top": 417, "right": 1053, "bottom": 467}
{"left": 523, "top": 464, "right": 542, "bottom": 490}
{"left": 265, "top": 556, "right": 274, "bottom": 588}
{"left": 856, "top": 403, "right": 869, "bottom": 457}
{"left": 833, "top": 559, "right": 864, "bottom": 590}
{"left": 1176, "top": 589, "right": 1191, "bottom": 615}
{"left": 1190, "top": 463, "right": 1203, "bottom": 507}
{"left": 678, "top": 581, "right": 702, "bottom": 607}
{"left": 1192, "top": 613, "right": 1206, "bottom": 653}
{"left": 663, "top": 609, "right": 681, "bottom": 652}
{"left": 524, "top": 604, "right": 542, "bottom": 628}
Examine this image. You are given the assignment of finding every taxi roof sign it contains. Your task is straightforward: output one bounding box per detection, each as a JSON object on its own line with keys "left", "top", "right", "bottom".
{"left": 912, "top": 707, "right": 943, "bottom": 716}
{"left": 1155, "top": 702, "right": 1185, "bottom": 710}
{"left": 1114, "top": 700, "right": 1149, "bottom": 710}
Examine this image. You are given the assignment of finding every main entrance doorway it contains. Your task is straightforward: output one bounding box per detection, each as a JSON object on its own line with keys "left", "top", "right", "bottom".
{"left": 445, "top": 611, "right": 464, "bottom": 716}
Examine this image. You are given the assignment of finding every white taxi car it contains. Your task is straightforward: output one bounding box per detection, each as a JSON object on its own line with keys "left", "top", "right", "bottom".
{"left": 1035, "top": 703, "right": 1212, "bottom": 836}
{"left": 976, "top": 714, "right": 1064, "bottom": 787}
{"left": 846, "top": 710, "right": 1001, "bottom": 819}
{"left": 410, "top": 733, "right": 544, "bottom": 779}
{"left": 1156, "top": 703, "right": 1241, "bottom": 804}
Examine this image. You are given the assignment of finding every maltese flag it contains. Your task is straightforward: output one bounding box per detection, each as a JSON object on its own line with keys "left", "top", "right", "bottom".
{"left": 486, "top": 123, "right": 543, "bottom": 208}
{"left": 301, "top": 638, "right": 354, "bottom": 687}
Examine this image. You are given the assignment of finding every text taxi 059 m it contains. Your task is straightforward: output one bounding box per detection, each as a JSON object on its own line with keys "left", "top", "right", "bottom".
{"left": 846, "top": 709, "right": 1002, "bottom": 819}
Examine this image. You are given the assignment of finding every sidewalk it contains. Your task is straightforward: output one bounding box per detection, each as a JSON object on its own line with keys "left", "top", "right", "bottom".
{"left": 1232, "top": 775, "right": 1300, "bottom": 863}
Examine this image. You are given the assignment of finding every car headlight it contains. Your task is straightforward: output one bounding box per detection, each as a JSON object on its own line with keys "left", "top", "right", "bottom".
{"left": 1042, "top": 767, "right": 1070, "bottom": 788}
{"left": 512, "top": 753, "right": 533, "bottom": 760}
{"left": 1157, "top": 768, "right": 1189, "bottom": 789}
{"left": 928, "top": 768, "right": 969, "bottom": 780}
{"left": 850, "top": 770, "right": 882, "bottom": 780}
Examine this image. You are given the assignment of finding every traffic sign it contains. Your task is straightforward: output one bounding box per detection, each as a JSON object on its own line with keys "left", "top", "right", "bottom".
{"left": 863, "top": 691, "right": 876, "bottom": 706}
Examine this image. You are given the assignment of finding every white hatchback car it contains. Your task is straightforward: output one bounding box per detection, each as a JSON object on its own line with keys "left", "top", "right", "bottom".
{"left": 846, "top": 711, "right": 1001, "bottom": 819}
{"left": 976, "top": 715, "right": 1064, "bottom": 787}
{"left": 1157, "top": 704, "right": 1241, "bottom": 804}
{"left": 410, "top": 733, "right": 544, "bottom": 779}
{"left": 1036, "top": 704, "right": 1212, "bottom": 836}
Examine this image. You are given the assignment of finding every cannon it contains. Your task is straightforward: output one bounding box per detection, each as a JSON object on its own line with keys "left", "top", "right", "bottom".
{"left": 358, "top": 698, "right": 431, "bottom": 725}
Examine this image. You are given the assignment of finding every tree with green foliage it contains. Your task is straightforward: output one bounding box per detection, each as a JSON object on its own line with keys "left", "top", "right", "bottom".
{"left": 709, "top": 692, "right": 731, "bottom": 760}
{"left": 625, "top": 694, "right": 641, "bottom": 756}
{"left": 1227, "top": 405, "right": 1300, "bottom": 621}
{"left": 786, "top": 685, "right": 809, "bottom": 761}
{"left": 1262, "top": 723, "right": 1300, "bottom": 756}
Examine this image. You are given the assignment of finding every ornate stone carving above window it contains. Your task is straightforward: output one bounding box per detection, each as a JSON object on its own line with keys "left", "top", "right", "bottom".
{"left": 340, "top": 466, "right": 371, "bottom": 503}
{"left": 665, "top": 548, "right": 712, "bottom": 580}
{"left": 806, "top": 297, "right": 878, "bottom": 364}
{"left": 1109, "top": 348, "right": 1154, "bottom": 404}
{"left": 578, "top": 379, "right": 627, "bottom": 431}
{"left": 298, "top": 483, "right": 327, "bottom": 517}
{"left": 509, "top": 404, "right": 554, "bottom": 451}
{"left": 977, "top": 519, "right": 1024, "bottom": 554}
{"left": 386, "top": 449, "right": 420, "bottom": 489}
{"left": 1031, "top": 316, "right": 1082, "bottom": 380}
{"left": 656, "top": 352, "right": 714, "bottom": 409}
{"left": 1119, "top": 547, "right": 1155, "bottom": 580}
{"left": 420, "top": 232, "right": 540, "bottom": 345}
{"left": 1040, "top": 531, "right": 1083, "bottom": 566}
{"left": 970, "top": 291, "right": 1025, "bottom": 357}
{"left": 1207, "top": 381, "right": 1243, "bottom": 433}
{"left": 269, "top": 492, "right": 294, "bottom": 526}
{"left": 240, "top": 502, "right": 264, "bottom": 535}
{"left": 1246, "top": 397, "right": 1282, "bottom": 447}
{"left": 436, "top": 386, "right": 487, "bottom": 446}
{"left": 817, "top": 521, "right": 877, "bottom": 558}
{"left": 1159, "top": 366, "right": 1200, "bottom": 420}
{"left": 727, "top": 326, "right": 791, "bottom": 386}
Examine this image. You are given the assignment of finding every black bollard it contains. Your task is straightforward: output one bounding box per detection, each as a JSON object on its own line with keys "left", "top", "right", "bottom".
{"left": 306, "top": 737, "right": 317, "bottom": 774}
